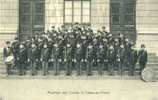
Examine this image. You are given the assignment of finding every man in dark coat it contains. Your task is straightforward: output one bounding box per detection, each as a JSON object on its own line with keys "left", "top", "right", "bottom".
{"left": 114, "top": 38, "right": 121, "bottom": 71}
{"left": 28, "top": 43, "right": 38, "bottom": 76}
{"left": 75, "top": 42, "right": 82, "bottom": 75}
{"left": 97, "top": 43, "right": 105, "bottom": 75}
{"left": 52, "top": 42, "right": 60, "bottom": 76}
{"left": 86, "top": 43, "right": 94, "bottom": 76}
{"left": 11, "top": 37, "right": 20, "bottom": 69}
{"left": 138, "top": 44, "right": 148, "bottom": 75}
{"left": 41, "top": 43, "right": 50, "bottom": 76}
{"left": 118, "top": 44, "right": 125, "bottom": 75}
{"left": 124, "top": 38, "right": 131, "bottom": 71}
{"left": 3, "top": 41, "right": 13, "bottom": 75}
{"left": 108, "top": 45, "right": 115, "bottom": 75}
{"left": 18, "top": 43, "right": 27, "bottom": 75}
{"left": 65, "top": 41, "right": 73, "bottom": 76}
{"left": 103, "top": 38, "right": 108, "bottom": 71}
{"left": 36, "top": 38, "right": 43, "bottom": 70}
{"left": 129, "top": 44, "right": 138, "bottom": 76}
{"left": 101, "top": 26, "right": 108, "bottom": 37}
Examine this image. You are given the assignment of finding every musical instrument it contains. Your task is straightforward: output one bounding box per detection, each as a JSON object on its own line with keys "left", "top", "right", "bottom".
{"left": 141, "top": 67, "right": 157, "bottom": 82}
{"left": 5, "top": 56, "right": 14, "bottom": 65}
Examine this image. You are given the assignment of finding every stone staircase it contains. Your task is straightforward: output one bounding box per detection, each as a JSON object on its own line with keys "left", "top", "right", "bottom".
{"left": 0, "top": 53, "right": 157, "bottom": 78}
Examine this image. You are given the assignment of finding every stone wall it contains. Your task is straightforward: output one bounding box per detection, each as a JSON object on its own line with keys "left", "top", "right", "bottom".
{"left": 0, "top": 0, "right": 18, "bottom": 33}
{"left": 136, "top": 0, "right": 158, "bottom": 54}
{"left": 0, "top": 0, "right": 18, "bottom": 53}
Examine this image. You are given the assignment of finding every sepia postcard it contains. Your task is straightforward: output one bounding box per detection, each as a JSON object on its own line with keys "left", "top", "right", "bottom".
{"left": 0, "top": 0, "right": 158, "bottom": 100}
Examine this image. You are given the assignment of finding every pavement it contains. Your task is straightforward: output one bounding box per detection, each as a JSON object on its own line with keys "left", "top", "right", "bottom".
{"left": 0, "top": 73, "right": 158, "bottom": 100}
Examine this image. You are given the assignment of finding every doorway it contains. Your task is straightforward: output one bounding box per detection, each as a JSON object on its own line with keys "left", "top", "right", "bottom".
{"left": 110, "top": 0, "right": 136, "bottom": 42}
{"left": 19, "top": 0, "right": 45, "bottom": 41}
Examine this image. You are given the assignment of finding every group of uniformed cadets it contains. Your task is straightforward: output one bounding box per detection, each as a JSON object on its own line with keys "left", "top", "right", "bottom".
{"left": 3, "top": 24, "right": 148, "bottom": 76}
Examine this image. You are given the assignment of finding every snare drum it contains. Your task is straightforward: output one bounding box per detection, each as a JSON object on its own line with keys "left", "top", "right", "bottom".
{"left": 5, "top": 56, "right": 14, "bottom": 65}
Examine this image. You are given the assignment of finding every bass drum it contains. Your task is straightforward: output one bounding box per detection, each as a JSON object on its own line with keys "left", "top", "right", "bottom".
{"left": 141, "top": 67, "right": 157, "bottom": 82}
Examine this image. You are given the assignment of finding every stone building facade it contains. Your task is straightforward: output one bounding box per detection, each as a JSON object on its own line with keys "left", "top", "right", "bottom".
{"left": 0, "top": 0, "right": 158, "bottom": 53}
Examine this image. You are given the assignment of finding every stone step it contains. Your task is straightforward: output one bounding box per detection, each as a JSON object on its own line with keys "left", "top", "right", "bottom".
{"left": 0, "top": 70, "right": 141, "bottom": 76}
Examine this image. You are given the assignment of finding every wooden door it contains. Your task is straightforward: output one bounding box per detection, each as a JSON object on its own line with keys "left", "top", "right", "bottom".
{"left": 110, "top": 0, "right": 136, "bottom": 42}
{"left": 19, "top": 0, "right": 45, "bottom": 41}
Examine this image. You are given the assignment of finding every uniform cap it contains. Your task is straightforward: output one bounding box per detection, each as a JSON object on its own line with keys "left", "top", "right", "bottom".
{"left": 52, "top": 26, "right": 55, "bottom": 28}
{"left": 102, "top": 26, "right": 106, "bottom": 29}
{"left": 141, "top": 44, "right": 145, "bottom": 48}
{"left": 14, "top": 37, "right": 18, "bottom": 40}
{"left": 6, "top": 41, "right": 10, "bottom": 44}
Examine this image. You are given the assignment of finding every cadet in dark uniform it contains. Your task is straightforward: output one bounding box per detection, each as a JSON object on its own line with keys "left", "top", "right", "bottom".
{"left": 11, "top": 37, "right": 20, "bottom": 69}
{"left": 19, "top": 43, "right": 27, "bottom": 75}
{"left": 107, "top": 33, "right": 114, "bottom": 46}
{"left": 75, "top": 42, "right": 82, "bottom": 75}
{"left": 92, "top": 38, "right": 98, "bottom": 67}
{"left": 3, "top": 41, "right": 13, "bottom": 75}
{"left": 101, "top": 26, "right": 108, "bottom": 37}
{"left": 25, "top": 39, "right": 31, "bottom": 70}
{"left": 58, "top": 35, "right": 66, "bottom": 71}
{"left": 118, "top": 33, "right": 125, "bottom": 45}
{"left": 129, "top": 44, "right": 138, "bottom": 76}
{"left": 80, "top": 37, "right": 88, "bottom": 75}
{"left": 86, "top": 43, "right": 93, "bottom": 76}
{"left": 138, "top": 44, "right": 148, "bottom": 75}
{"left": 66, "top": 41, "right": 73, "bottom": 76}
{"left": 118, "top": 44, "right": 125, "bottom": 75}
{"left": 124, "top": 38, "right": 131, "bottom": 72}
{"left": 28, "top": 43, "right": 38, "bottom": 76}
{"left": 114, "top": 38, "right": 120, "bottom": 71}
{"left": 108, "top": 45, "right": 115, "bottom": 75}
{"left": 41, "top": 43, "right": 50, "bottom": 76}
{"left": 47, "top": 38, "right": 54, "bottom": 70}
{"left": 52, "top": 43, "right": 60, "bottom": 76}
{"left": 103, "top": 38, "right": 108, "bottom": 71}
{"left": 97, "top": 43, "right": 105, "bottom": 75}
{"left": 36, "top": 38, "right": 43, "bottom": 70}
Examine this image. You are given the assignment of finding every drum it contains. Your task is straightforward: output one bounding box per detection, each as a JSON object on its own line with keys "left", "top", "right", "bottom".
{"left": 5, "top": 56, "right": 15, "bottom": 65}
{"left": 141, "top": 67, "right": 157, "bottom": 82}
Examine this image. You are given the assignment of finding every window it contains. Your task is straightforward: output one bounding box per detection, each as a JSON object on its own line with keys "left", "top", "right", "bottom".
{"left": 36, "top": 3, "right": 44, "bottom": 14}
{"left": 111, "top": 3, "right": 120, "bottom": 25}
{"left": 124, "top": 3, "right": 135, "bottom": 25}
{"left": 64, "top": 0, "right": 91, "bottom": 24}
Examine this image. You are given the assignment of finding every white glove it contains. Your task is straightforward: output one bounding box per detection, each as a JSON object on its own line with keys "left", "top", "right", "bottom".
{"left": 59, "top": 59, "right": 62, "bottom": 62}
{"left": 51, "top": 58, "right": 54, "bottom": 62}
{"left": 64, "top": 59, "right": 66, "bottom": 62}
{"left": 74, "top": 59, "right": 77, "bottom": 62}
{"left": 28, "top": 59, "right": 30, "bottom": 62}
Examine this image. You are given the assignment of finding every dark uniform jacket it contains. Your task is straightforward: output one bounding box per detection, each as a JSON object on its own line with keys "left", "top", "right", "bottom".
{"left": 11, "top": 41, "right": 20, "bottom": 58}
{"left": 41, "top": 48, "right": 50, "bottom": 62}
{"left": 108, "top": 49, "right": 115, "bottom": 64}
{"left": 129, "top": 49, "right": 138, "bottom": 64}
{"left": 118, "top": 48, "right": 125, "bottom": 63}
{"left": 75, "top": 43, "right": 82, "bottom": 61}
{"left": 27, "top": 47, "right": 38, "bottom": 61}
{"left": 86, "top": 45, "right": 94, "bottom": 62}
{"left": 138, "top": 50, "right": 148, "bottom": 63}
{"left": 19, "top": 47, "right": 27, "bottom": 63}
